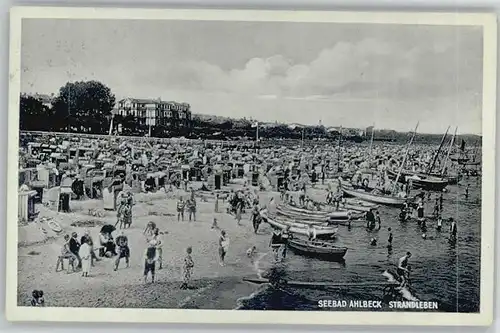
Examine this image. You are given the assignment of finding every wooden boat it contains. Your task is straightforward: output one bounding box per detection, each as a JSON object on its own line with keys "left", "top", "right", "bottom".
{"left": 268, "top": 213, "right": 326, "bottom": 226}
{"left": 276, "top": 206, "right": 329, "bottom": 222}
{"left": 268, "top": 216, "right": 333, "bottom": 230}
{"left": 265, "top": 217, "right": 338, "bottom": 239}
{"left": 314, "top": 198, "right": 379, "bottom": 213}
{"left": 287, "top": 238, "right": 347, "bottom": 260}
{"left": 342, "top": 185, "right": 406, "bottom": 207}
{"left": 271, "top": 216, "right": 360, "bottom": 228}
{"left": 281, "top": 204, "right": 354, "bottom": 219}
{"left": 387, "top": 169, "right": 448, "bottom": 192}
{"left": 342, "top": 200, "right": 379, "bottom": 212}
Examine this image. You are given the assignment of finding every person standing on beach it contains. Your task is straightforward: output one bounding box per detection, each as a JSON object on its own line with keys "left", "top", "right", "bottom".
{"left": 187, "top": 198, "right": 197, "bottom": 221}
{"left": 81, "top": 230, "right": 99, "bottom": 266}
{"left": 465, "top": 184, "right": 470, "bottom": 200}
{"left": 299, "top": 186, "right": 306, "bottom": 206}
{"left": 79, "top": 238, "right": 91, "bottom": 277}
{"left": 218, "top": 230, "right": 229, "bottom": 266}
{"left": 152, "top": 228, "right": 164, "bottom": 270}
{"left": 215, "top": 194, "right": 219, "bottom": 213}
{"left": 181, "top": 247, "right": 194, "bottom": 290}
{"left": 436, "top": 215, "right": 443, "bottom": 231}
{"left": 439, "top": 193, "right": 444, "bottom": 211}
{"left": 69, "top": 232, "right": 82, "bottom": 269}
{"left": 177, "top": 197, "right": 185, "bottom": 221}
{"left": 143, "top": 240, "right": 158, "bottom": 283}
{"left": 114, "top": 231, "right": 130, "bottom": 271}
{"left": 235, "top": 202, "right": 242, "bottom": 225}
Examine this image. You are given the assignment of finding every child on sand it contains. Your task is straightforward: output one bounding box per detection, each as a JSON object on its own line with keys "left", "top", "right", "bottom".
{"left": 218, "top": 230, "right": 229, "bottom": 266}
{"left": 181, "top": 247, "right": 194, "bottom": 290}
{"left": 144, "top": 240, "right": 158, "bottom": 283}
{"left": 211, "top": 218, "right": 219, "bottom": 230}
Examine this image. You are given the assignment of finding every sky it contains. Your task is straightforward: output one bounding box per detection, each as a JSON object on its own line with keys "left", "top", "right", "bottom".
{"left": 20, "top": 19, "right": 484, "bottom": 134}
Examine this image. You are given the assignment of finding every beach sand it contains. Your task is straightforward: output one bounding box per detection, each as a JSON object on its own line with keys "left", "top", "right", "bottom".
{"left": 17, "top": 185, "right": 281, "bottom": 309}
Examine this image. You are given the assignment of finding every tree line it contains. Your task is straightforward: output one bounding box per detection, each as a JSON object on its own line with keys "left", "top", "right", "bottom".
{"left": 20, "top": 80, "right": 478, "bottom": 144}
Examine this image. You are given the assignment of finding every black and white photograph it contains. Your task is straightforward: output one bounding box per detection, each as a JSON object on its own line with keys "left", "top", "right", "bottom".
{"left": 6, "top": 7, "right": 497, "bottom": 326}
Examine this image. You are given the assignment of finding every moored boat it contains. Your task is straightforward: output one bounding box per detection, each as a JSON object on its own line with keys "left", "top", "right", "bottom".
{"left": 287, "top": 237, "right": 348, "bottom": 260}
{"left": 386, "top": 169, "right": 448, "bottom": 192}
{"left": 341, "top": 185, "right": 406, "bottom": 207}
{"left": 264, "top": 216, "right": 338, "bottom": 239}
{"left": 281, "top": 203, "right": 356, "bottom": 219}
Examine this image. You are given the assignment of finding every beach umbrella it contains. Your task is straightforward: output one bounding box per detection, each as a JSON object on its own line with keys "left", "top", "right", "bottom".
{"left": 100, "top": 224, "right": 116, "bottom": 234}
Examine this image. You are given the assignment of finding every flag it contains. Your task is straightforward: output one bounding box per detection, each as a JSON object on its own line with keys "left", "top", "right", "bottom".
{"left": 460, "top": 139, "right": 466, "bottom": 151}
{"left": 251, "top": 122, "right": 259, "bottom": 128}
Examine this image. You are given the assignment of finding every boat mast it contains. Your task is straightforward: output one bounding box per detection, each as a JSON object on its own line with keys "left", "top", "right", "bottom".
{"left": 426, "top": 126, "right": 450, "bottom": 175}
{"left": 368, "top": 124, "right": 375, "bottom": 158}
{"left": 441, "top": 127, "right": 457, "bottom": 176}
{"left": 337, "top": 126, "right": 342, "bottom": 173}
{"left": 391, "top": 122, "right": 419, "bottom": 195}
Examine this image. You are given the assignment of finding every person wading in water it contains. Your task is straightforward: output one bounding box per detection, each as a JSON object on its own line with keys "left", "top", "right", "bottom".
{"left": 449, "top": 218, "right": 458, "bottom": 241}
{"left": 397, "top": 251, "right": 412, "bottom": 287}
{"left": 366, "top": 209, "right": 376, "bottom": 230}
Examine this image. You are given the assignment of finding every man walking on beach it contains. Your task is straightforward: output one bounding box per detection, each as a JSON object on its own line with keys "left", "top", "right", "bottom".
{"left": 177, "top": 197, "right": 185, "bottom": 221}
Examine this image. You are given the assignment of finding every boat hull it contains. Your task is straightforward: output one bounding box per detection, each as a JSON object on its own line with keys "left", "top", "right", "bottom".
{"left": 341, "top": 185, "right": 406, "bottom": 207}
{"left": 265, "top": 217, "right": 338, "bottom": 239}
{"left": 287, "top": 239, "right": 347, "bottom": 261}
{"left": 387, "top": 170, "right": 448, "bottom": 191}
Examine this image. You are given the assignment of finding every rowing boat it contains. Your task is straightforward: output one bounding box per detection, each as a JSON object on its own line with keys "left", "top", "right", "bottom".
{"left": 277, "top": 205, "right": 365, "bottom": 222}
{"left": 265, "top": 217, "right": 338, "bottom": 239}
{"left": 270, "top": 214, "right": 363, "bottom": 227}
{"left": 282, "top": 204, "right": 353, "bottom": 219}
{"left": 287, "top": 238, "right": 347, "bottom": 260}
{"left": 341, "top": 185, "right": 406, "bottom": 207}
{"left": 276, "top": 206, "right": 329, "bottom": 222}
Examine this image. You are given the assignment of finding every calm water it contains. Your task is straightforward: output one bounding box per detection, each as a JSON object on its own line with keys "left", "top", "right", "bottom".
{"left": 239, "top": 178, "right": 482, "bottom": 312}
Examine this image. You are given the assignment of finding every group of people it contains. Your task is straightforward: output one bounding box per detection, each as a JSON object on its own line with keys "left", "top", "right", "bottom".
{"left": 176, "top": 196, "right": 197, "bottom": 222}
{"left": 56, "top": 230, "right": 99, "bottom": 276}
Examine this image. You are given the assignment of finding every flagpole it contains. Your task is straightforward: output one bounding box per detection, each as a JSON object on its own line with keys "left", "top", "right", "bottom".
{"left": 256, "top": 123, "right": 259, "bottom": 142}
{"left": 301, "top": 127, "right": 304, "bottom": 148}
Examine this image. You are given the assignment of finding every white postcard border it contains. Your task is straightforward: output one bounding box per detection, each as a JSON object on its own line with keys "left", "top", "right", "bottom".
{"left": 5, "top": 6, "right": 497, "bottom": 326}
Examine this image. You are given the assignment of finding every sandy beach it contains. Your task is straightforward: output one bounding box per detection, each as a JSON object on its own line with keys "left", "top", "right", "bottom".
{"left": 17, "top": 183, "right": 281, "bottom": 309}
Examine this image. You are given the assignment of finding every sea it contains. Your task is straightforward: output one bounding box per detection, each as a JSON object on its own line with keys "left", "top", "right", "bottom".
{"left": 238, "top": 177, "right": 482, "bottom": 312}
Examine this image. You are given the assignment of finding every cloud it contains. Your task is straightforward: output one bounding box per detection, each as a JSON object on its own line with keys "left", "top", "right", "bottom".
{"left": 137, "top": 37, "right": 479, "bottom": 102}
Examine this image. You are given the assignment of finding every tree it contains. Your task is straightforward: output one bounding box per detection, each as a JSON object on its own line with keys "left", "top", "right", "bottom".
{"left": 52, "top": 80, "right": 116, "bottom": 134}
{"left": 19, "top": 94, "right": 54, "bottom": 131}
